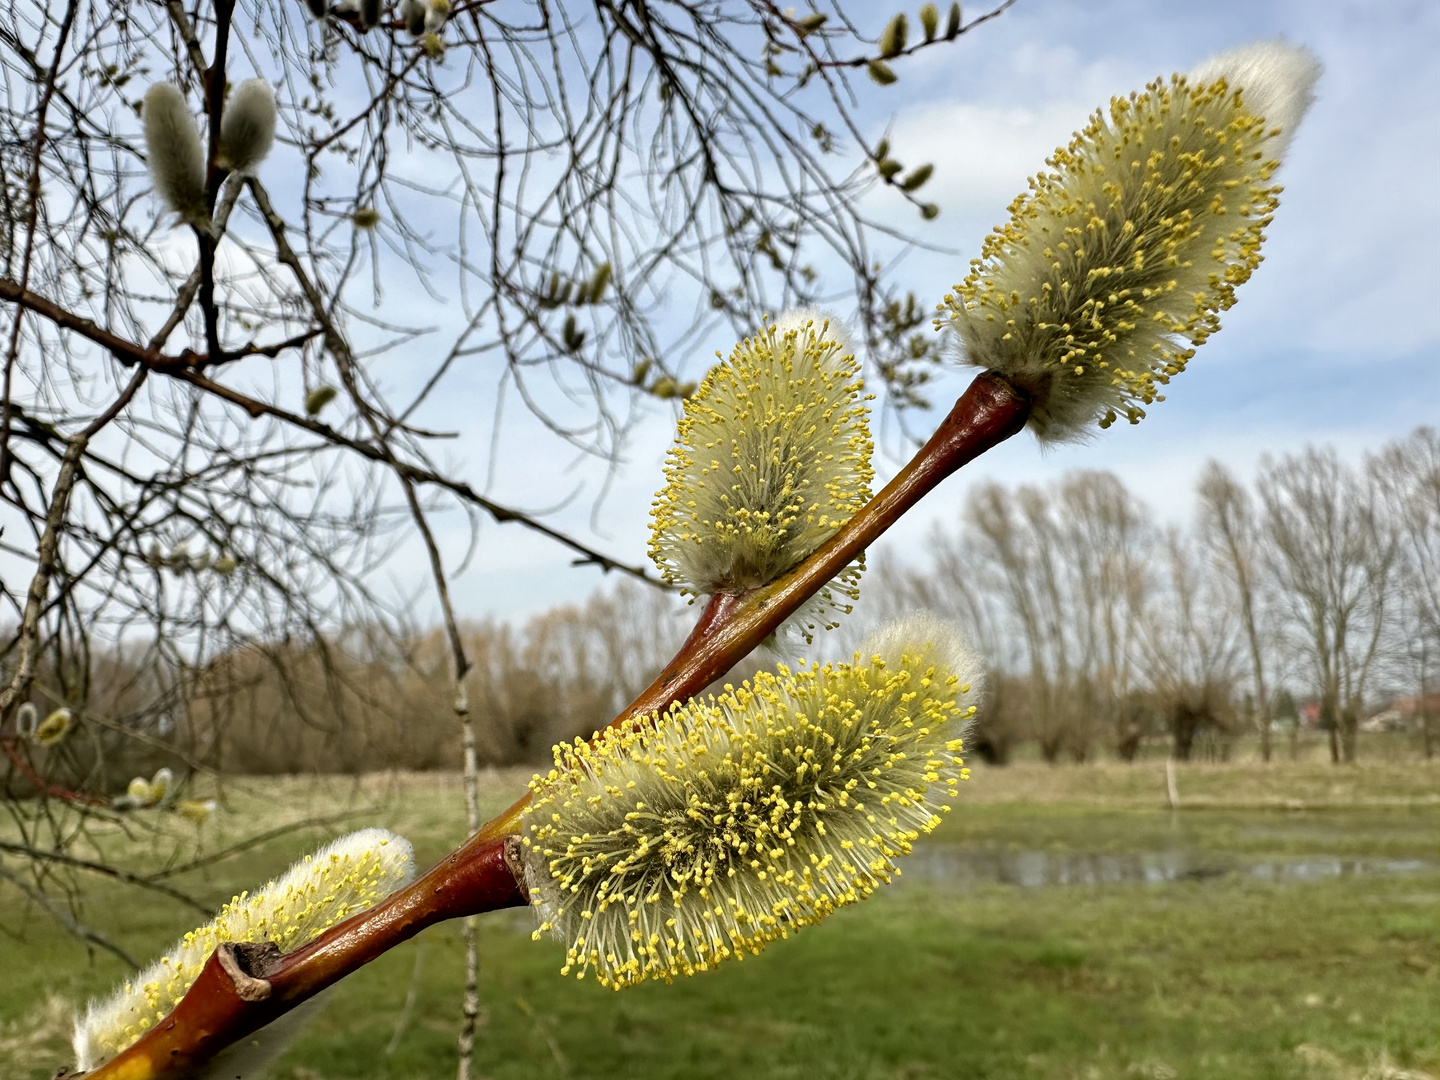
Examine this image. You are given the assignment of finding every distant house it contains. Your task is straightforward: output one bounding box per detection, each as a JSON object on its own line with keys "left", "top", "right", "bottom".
{"left": 1360, "top": 709, "right": 1407, "bottom": 733}
{"left": 1390, "top": 693, "right": 1440, "bottom": 717}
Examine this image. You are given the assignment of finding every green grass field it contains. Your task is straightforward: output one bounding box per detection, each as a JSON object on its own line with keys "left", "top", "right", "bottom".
{"left": 3, "top": 761, "right": 1438, "bottom": 1079}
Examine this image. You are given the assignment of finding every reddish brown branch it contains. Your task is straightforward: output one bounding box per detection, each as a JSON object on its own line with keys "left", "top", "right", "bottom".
{"left": 81, "top": 371, "right": 1031, "bottom": 1079}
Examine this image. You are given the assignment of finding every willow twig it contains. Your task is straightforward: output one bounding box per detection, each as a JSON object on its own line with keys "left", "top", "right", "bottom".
{"left": 83, "top": 370, "right": 1031, "bottom": 1080}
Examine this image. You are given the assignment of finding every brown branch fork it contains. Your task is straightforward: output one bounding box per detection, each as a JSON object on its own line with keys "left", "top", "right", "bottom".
{"left": 80, "top": 371, "right": 1031, "bottom": 1080}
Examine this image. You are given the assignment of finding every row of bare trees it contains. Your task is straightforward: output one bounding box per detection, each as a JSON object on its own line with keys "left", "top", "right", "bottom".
{"left": 12, "top": 429, "right": 1433, "bottom": 786}
{"left": 6, "top": 578, "right": 689, "bottom": 785}
{"left": 9, "top": 428, "right": 1432, "bottom": 790}
{"left": 874, "top": 427, "right": 1440, "bottom": 764}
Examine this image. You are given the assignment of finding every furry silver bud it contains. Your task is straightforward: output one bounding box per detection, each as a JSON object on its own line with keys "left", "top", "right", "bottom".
{"left": 218, "top": 79, "right": 277, "bottom": 175}
{"left": 143, "top": 83, "right": 208, "bottom": 225}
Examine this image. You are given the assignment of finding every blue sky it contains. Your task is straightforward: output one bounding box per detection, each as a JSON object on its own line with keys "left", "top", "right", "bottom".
{"left": 402, "top": 0, "right": 1440, "bottom": 623}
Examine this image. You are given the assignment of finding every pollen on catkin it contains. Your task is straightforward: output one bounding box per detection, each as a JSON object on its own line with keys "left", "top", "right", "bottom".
{"left": 72, "top": 829, "right": 414, "bottom": 1073}
{"left": 34, "top": 707, "right": 73, "bottom": 747}
{"left": 143, "top": 83, "right": 208, "bottom": 226}
{"left": 938, "top": 40, "right": 1319, "bottom": 441}
{"left": 648, "top": 312, "right": 873, "bottom": 634}
{"left": 218, "top": 78, "right": 277, "bottom": 174}
{"left": 520, "top": 612, "right": 982, "bottom": 989}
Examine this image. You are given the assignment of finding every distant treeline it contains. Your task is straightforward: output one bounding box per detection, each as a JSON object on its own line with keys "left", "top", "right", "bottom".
{"left": 3, "top": 428, "right": 1434, "bottom": 789}
{"left": 870, "top": 426, "right": 1438, "bottom": 765}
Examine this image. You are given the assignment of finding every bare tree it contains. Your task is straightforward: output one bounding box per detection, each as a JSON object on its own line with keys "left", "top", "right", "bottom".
{"left": 949, "top": 473, "right": 1153, "bottom": 761}
{"left": 1369, "top": 427, "right": 1440, "bottom": 756}
{"left": 1256, "top": 448, "right": 1397, "bottom": 763}
{"left": 1196, "top": 461, "right": 1276, "bottom": 760}
{"left": 1135, "top": 527, "right": 1240, "bottom": 761}
{"left": 1054, "top": 472, "right": 1151, "bottom": 759}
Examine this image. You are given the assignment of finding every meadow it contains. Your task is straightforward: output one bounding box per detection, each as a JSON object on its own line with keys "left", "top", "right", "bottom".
{"left": 3, "top": 758, "right": 1437, "bottom": 1080}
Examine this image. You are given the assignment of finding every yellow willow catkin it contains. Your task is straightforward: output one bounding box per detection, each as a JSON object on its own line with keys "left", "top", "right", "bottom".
{"left": 520, "top": 613, "right": 982, "bottom": 989}
{"left": 142, "top": 83, "right": 208, "bottom": 226}
{"left": 939, "top": 40, "right": 1320, "bottom": 441}
{"left": 72, "top": 829, "right": 413, "bottom": 1073}
{"left": 648, "top": 310, "right": 873, "bottom": 635}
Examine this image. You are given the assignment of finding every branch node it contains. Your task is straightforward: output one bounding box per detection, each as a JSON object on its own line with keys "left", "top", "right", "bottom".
{"left": 217, "top": 941, "right": 279, "bottom": 1001}
{"left": 502, "top": 835, "right": 530, "bottom": 903}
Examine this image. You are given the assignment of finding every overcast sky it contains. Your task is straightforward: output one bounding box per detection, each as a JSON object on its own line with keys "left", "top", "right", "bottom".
{"left": 404, "top": 0, "right": 1440, "bottom": 625}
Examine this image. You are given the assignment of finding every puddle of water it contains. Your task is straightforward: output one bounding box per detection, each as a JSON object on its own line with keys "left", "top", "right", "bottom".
{"left": 897, "top": 848, "right": 1436, "bottom": 889}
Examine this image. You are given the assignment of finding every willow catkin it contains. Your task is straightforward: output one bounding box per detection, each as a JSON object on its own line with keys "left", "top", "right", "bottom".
{"left": 72, "top": 829, "right": 414, "bottom": 1073}
{"left": 143, "top": 83, "right": 208, "bottom": 225}
{"left": 218, "top": 79, "right": 277, "bottom": 174}
{"left": 521, "top": 613, "right": 982, "bottom": 989}
{"left": 939, "top": 40, "right": 1320, "bottom": 440}
{"left": 401, "top": 0, "right": 426, "bottom": 34}
{"left": 648, "top": 311, "right": 873, "bottom": 635}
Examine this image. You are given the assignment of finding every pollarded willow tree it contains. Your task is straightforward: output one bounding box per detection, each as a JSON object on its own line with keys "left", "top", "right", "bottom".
{"left": 0, "top": 3, "right": 1321, "bottom": 1075}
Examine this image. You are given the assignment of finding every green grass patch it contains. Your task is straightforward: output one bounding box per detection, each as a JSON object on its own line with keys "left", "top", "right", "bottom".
{"left": 2, "top": 764, "right": 1437, "bottom": 1079}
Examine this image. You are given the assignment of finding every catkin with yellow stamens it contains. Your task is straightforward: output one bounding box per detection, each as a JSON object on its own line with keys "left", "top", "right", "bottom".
{"left": 939, "top": 40, "right": 1320, "bottom": 440}
{"left": 72, "top": 829, "right": 413, "bottom": 1073}
{"left": 521, "top": 613, "right": 981, "bottom": 989}
{"left": 648, "top": 311, "right": 873, "bottom": 635}
{"left": 34, "top": 707, "right": 72, "bottom": 747}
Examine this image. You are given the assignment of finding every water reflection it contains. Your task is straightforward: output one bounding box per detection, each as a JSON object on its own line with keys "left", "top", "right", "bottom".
{"left": 898, "top": 848, "right": 1435, "bottom": 889}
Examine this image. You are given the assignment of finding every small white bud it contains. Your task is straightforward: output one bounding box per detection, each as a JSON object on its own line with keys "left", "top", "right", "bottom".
{"left": 126, "top": 775, "right": 155, "bottom": 805}
{"left": 149, "top": 767, "right": 175, "bottom": 805}
{"left": 175, "top": 798, "right": 217, "bottom": 824}
{"left": 14, "top": 702, "right": 38, "bottom": 739}
{"left": 305, "top": 385, "right": 338, "bottom": 415}
{"left": 218, "top": 79, "right": 277, "bottom": 175}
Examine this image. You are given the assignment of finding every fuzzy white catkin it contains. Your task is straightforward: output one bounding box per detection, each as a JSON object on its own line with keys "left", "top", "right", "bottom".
{"left": 73, "top": 828, "right": 414, "bottom": 1073}
{"left": 769, "top": 306, "right": 854, "bottom": 372}
{"left": 1189, "top": 39, "right": 1321, "bottom": 158}
{"left": 143, "top": 83, "right": 208, "bottom": 225}
{"left": 218, "top": 79, "right": 277, "bottom": 175}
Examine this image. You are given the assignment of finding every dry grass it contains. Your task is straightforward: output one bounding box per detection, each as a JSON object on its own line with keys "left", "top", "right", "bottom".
{"left": 959, "top": 758, "right": 1440, "bottom": 809}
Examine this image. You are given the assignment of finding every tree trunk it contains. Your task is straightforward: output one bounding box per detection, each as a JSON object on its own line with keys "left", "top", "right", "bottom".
{"left": 1322, "top": 692, "right": 1340, "bottom": 764}
{"left": 1339, "top": 706, "right": 1359, "bottom": 763}
{"left": 1172, "top": 702, "right": 1199, "bottom": 762}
